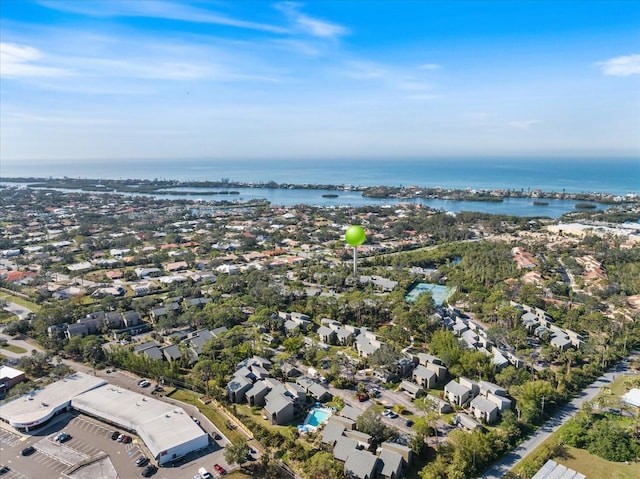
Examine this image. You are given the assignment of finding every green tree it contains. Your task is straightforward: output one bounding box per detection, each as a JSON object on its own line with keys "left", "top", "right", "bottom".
{"left": 356, "top": 407, "right": 396, "bottom": 447}
{"left": 305, "top": 451, "right": 345, "bottom": 479}
{"left": 224, "top": 439, "right": 249, "bottom": 466}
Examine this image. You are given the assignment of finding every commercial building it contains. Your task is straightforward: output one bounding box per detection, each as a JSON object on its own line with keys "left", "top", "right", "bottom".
{"left": 0, "top": 372, "right": 208, "bottom": 465}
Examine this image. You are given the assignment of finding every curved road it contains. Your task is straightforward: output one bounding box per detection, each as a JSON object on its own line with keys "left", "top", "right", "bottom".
{"left": 480, "top": 358, "right": 635, "bottom": 479}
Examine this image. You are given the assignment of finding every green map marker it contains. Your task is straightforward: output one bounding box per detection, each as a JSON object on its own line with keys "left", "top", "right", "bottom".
{"left": 345, "top": 225, "right": 366, "bottom": 246}
{"left": 345, "top": 225, "right": 366, "bottom": 276}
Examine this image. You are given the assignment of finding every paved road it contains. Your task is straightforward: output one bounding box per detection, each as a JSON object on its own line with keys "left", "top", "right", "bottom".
{"left": 480, "top": 359, "right": 634, "bottom": 479}
{"left": 0, "top": 332, "right": 45, "bottom": 359}
{"left": 1, "top": 301, "right": 33, "bottom": 320}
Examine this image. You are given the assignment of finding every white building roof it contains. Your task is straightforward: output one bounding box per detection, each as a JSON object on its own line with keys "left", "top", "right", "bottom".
{"left": 71, "top": 385, "right": 206, "bottom": 459}
{"left": 622, "top": 388, "right": 640, "bottom": 408}
{"left": 0, "top": 373, "right": 106, "bottom": 427}
{"left": 0, "top": 365, "right": 25, "bottom": 379}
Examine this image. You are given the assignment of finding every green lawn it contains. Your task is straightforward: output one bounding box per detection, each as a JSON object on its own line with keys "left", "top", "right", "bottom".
{"left": 168, "top": 389, "right": 245, "bottom": 443}
{"left": 556, "top": 446, "right": 640, "bottom": 479}
{"left": 0, "top": 344, "right": 27, "bottom": 354}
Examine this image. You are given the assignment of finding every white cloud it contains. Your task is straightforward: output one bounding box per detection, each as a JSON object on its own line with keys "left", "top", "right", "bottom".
{"left": 418, "top": 63, "right": 442, "bottom": 70}
{"left": 508, "top": 120, "right": 540, "bottom": 130}
{"left": 596, "top": 54, "right": 640, "bottom": 76}
{"left": 275, "top": 2, "right": 349, "bottom": 38}
{"left": 0, "top": 42, "right": 71, "bottom": 78}
{"left": 39, "top": 0, "right": 288, "bottom": 34}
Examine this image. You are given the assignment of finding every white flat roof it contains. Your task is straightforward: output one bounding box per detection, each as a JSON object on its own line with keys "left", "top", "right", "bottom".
{"left": 0, "top": 365, "right": 25, "bottom": 379}
{"left": 71, "top": 385, "right": 207, "bottom": 458}
{"left": 622, "top": 388, "right": 640, "bottom": 408}
{"left": 0, "top": 372, "right": 106, "bottom": 427}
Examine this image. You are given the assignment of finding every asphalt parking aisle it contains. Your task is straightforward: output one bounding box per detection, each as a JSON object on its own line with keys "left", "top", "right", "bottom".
{"left": 0, "top": 429, "right": 21, "bottom": 447}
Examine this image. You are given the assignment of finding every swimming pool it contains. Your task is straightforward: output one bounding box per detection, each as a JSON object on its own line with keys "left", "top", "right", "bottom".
{"left": 304, "top": 407, "right": 332, "bottom": 428}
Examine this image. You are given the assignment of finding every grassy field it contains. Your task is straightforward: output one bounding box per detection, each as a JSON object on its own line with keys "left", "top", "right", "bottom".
{"left": 168, "top": 389, "right": 246, "bottom": 443}
{"left": 0, "top": 293, "right": 41, "bottom": 313}
{"left": 556, "top": 446, "right": 640, "bottom": 479}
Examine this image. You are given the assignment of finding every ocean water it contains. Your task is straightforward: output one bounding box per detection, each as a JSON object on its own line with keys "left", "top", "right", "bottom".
{"left": 1, "top": 157, "right": 638, "bottom": 195}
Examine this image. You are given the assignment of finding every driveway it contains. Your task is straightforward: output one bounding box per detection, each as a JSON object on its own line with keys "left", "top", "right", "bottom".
{"left": 480, "top": 359, "right": 635, "bottom": 479}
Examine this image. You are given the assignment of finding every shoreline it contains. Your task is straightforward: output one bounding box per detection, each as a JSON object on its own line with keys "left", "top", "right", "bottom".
{"left": 1, "top": 177, "right": 635, "bottom": 205}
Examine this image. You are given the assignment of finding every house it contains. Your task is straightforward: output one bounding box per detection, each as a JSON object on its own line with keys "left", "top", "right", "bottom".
{"left": 354, "top": 333, "right": 383, "bottom": 358}
{"left": 150, "top": 303, "right": 179, "bottom": 321}
{"left": 344, "top": 449, "right": 379, "bottom": 479}
{"left": 165, "top": 260, "right": 188, "bottom": 272}
{"left": 340, "top": 405, "right": 364, "bottom": 422}
{"left": 246, "top": 380, "right": 270, "bottom": 407}
{"left": 486, "top": 392, "right": 512, "bottom": 413}
{"left": 226, "top": 374, "right": 253, "bottom": 403}
{"left": 455, "top": 413, "right": 482, "bottom": 431}
{"left": 329, "top": 414, "right": 356, "bottom": 430}
{"left": 470, "top": 396, "right": 499, "bottom": 424}
{"left": 380, "top": 441, "right": 413, "bottom": 464}
{"left": 423, "top": 394, "right": 453, "bottom": 414}
{"left": 264, "top": 392, "right": 295, "bottom": 425}
{"left": 307, "top": 383, "right": 332, "bottom": 402}
{"left": 0, "top": 365, "right": 26, "bottom": 396}
{"left": 551, "top": 334, "right": 573, "bottom": 350}
{"left": 478, "top": 380, "right": 506, "bottom": 398}
{"left": 424, "top": 362, "right": 447, "bottom": 382}
{"left": 134, "top": 267, "right": 161, "bottom": 278}
{"left": 377, "top": 449, "right": 405, "bottom": 479}
{"left": 104, "top": 311, "right": 124, "bottom": 329}
{"left": 186, "top": 329, "right": 214, "bottom": 358}
{"left": 400, "top": 380, "right": 424, "bottom": 398}
{"left": 317, "top": 325, "right": 337, "bottom": 344}
{"left": 344, "top": 430, "right": 372, "bottom": 449}
{"left": 334, "top": 436, "right": 358, "bottom": 462}
{"left": 492, "top": 349, "right": 510, "bottom": 370}
{"left": 123, "top": 310, "right": 142, "bottom": 327}
{"left": 159, "top": 344, "right": 182, "bottom": 362}
{"left": 321, "top": 421, "right": 346, "bottom": 448}
{"left": 444, "top": 380, "right": 472, "bottom": 407}
{"left": 459, "top": 377, "right": 479, "bottom": 396}
{"left": 416, "top": 353, "right": 443, "bottom": 366}
{"left": 134, "top": 342, "right": 163, "bottom": 361}
{"left": 412, "top": 365, "right": 438, "bottom": 389}
{"left": 394, "top": 358, "right": 415, "bottom": 377}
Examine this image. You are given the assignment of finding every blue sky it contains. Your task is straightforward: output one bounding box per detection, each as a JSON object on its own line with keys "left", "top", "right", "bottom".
{"left": 1, "top": 0, "right": 639, "bottom": 162}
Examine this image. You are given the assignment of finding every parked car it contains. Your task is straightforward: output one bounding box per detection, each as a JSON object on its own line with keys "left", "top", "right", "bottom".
{"left": 358, "top": 394, "right": 368, "bottom": 402}
{"left": 21, "top": 446, "right": 36, "bottom": 456}
{"left": 192, "top": 416, "right": 200, "bottom": 425}
{"left": 0, "top": 464, "right": 9, "bottom": 474}
{"left": 122, "top": 435, "right": 132, "bottom": 444}
{"left": 54, "top": 432, "right": 71, "bottom": 443}
{"left": 405, "top": 420, "right": 414, "bottom": 427}
{"left": 111, "top": 431, "right": 120, "bottom": 440}
{"left": 141, "top": 464, "right": 157, "bottom": 477}
{"left": 135, "top": 456, "right": 150, "bottom": 467}
{"left": 139, "top": 380, "right": 151, "bottom": 388}
{"left": 213, "top": 464, "right": 226, "bottom": 474}
{"left": 117, "top": 434, "right": 125, "bottom": 442}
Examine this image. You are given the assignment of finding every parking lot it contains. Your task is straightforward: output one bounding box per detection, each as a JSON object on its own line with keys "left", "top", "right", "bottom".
{"left": 0, "top": 411, "right": 232, "bottom": 479}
